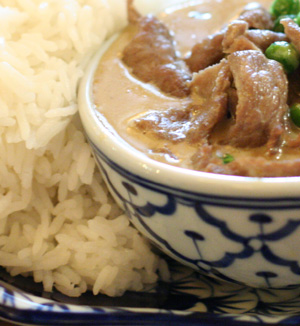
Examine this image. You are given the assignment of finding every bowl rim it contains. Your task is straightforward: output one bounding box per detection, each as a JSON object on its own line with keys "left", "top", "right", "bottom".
{"left": 78, "top": 1, "right": 300, "bottom": 199}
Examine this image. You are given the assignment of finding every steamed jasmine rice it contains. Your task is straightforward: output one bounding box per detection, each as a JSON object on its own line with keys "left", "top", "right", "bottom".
{"left": 0, "top": 0, "right": 164, "bottom": 297}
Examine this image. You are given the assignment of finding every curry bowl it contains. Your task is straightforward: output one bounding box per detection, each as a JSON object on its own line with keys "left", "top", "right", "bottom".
{"left": 78, "top": 0, "right": 300, "bottom": 289}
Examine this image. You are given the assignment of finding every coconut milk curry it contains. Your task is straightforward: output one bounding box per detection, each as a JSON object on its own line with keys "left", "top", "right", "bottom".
{"left": 93, "top": 0, "right": 300, "bottom": 177}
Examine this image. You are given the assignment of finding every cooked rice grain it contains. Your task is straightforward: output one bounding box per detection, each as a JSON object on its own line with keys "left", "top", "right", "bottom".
{"left": 0, "top": 0, "right": 162, "bottom": 297}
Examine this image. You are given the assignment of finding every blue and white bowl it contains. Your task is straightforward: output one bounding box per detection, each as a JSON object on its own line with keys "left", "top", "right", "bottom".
{"left": 78, "top": 1, "right": 300, "bottom": 290}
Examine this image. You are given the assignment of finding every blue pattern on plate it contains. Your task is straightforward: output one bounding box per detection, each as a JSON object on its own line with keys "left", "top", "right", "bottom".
{"left": 2, "top": 260, "right": 300, "bottom": 325}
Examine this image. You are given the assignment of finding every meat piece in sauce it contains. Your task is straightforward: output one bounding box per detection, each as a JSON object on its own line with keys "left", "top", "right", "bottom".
{"left": 223, "top": 20, "right": 288, "bottom": 54}
{"left": 191, "top": 142, "right": 300, "bottom": 177}
{"left": 152, "top": 62, "right": 191, "bottom": 98}
{"left": 133, "top": 106, "right": 192, "bottom": 142}
{"left": 133, "top": 60, "right": 231, "bottom": 143}
{"left": 281, "top": 18, "right": 300, "bottom": 53}
{"left": 238, "top": 2, "right": 274, "bottom": 30}
{"left": 185, "top": 32, "right": 225, "bottom": 73}
{"left": 246, "top": 29, "right": 288, "bottom": 51}
{"left": 185, "top": 3, "right": 275, "bottom": 72}
{"left": 204, "top": 156, "right": 300, "bottom": 177}
{"left": 187, "top": 59, "right": 232, "bottom": 142}
{"left": 122, "top": 10, "right": 191, "bottom": 97}
{"left": 222, "top": 20, "right": 261, "bottom": 53}
{"left": 223, "top": 50, "right": 288, "bottom": 152}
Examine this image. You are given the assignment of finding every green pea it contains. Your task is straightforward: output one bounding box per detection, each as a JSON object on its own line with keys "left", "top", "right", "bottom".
{"left": 290, "top": 103, "right": 300, "bottom": 127}
{"left": 265, "top": 41, "right": 300, "bottom": 74}
{"left": 296, "top": 11, "right": 300, "bottom": 24}
{"left": 222, "top": 154, "right": 234, "bottom": 164}
{"left": 270, "top": 0, "right": 300, "bottom": 18}
{"left": 273, "top": 14, "right": 296, "bottom": 32}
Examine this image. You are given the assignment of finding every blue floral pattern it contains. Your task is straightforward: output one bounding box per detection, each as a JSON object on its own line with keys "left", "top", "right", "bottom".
{"left": 90, "top": 139, "right": 300, "bottom": 289}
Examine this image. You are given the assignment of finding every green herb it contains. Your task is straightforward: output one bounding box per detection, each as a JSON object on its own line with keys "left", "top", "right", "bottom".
{"left": 265, "top": 41, "right": 300, "bottom": 74}
{"left": 222, "top": 154, "right": 234, "bottom": 164}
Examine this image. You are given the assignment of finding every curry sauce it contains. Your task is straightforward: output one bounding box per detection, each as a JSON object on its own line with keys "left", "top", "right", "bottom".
{"left": 93, "top": 0, "right": 300, "bottom": 177}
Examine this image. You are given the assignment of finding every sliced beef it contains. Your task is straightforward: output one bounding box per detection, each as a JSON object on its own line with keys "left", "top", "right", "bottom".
{"left": 187, "top": 59, "right": 232, "bottom": 142}
{"left": 185, "top": 32, "right": 225, "bottom": 73}
{"left": 223, "top": 50, "right": 288, "bottom": 152}
{"left": 246, "top": 29, "right": 288, "bottom": 52}
{"left": 223, "top": 20, "right": 260, "bottom": 53}
{"left": 223, "top": 20, "right": 288, "bottom": 54}
{"left": 122, "top": 15, "right": 191, "bottom": 97}
{"left": 238, "top": 3, "right": 274, "bottom": 30}
{"left": 123, "top": 15, "right": 175, "bottom": 81}
{"left": 281, "top": 18, "right": 300, "bottom": 53}
{"left": 153, "top": 63, "right": 191, "bottom": 98}
{"left": 133, "top": 106, "right": 192, "bottom": 142}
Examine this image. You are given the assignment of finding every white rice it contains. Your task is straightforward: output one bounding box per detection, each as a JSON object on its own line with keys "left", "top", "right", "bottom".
{"left": 0, "top": 0, "right": 166, "bottom": 297}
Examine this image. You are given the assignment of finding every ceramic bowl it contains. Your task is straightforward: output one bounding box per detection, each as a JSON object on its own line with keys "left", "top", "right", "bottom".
{"left": 78, "top": 1, "right": 300, "bottom": 289}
